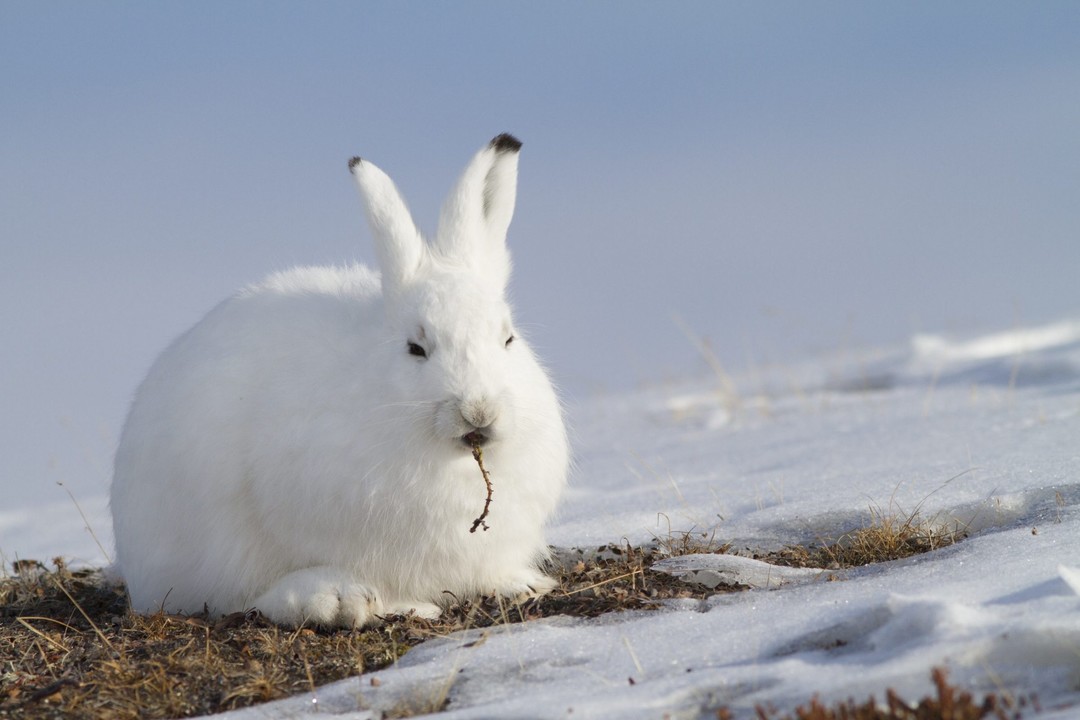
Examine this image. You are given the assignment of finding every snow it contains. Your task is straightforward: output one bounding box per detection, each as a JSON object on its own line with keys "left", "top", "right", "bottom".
{"left": 651, "top": 554, "right": 823, "bottom": 590}
{"left": 4, "top": 318, "right": 1080, "bottom": 718}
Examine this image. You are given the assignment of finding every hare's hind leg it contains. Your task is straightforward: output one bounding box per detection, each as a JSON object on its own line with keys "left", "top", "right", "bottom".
{"left": 252, "top": 566, "right": 379, "bottom": 628}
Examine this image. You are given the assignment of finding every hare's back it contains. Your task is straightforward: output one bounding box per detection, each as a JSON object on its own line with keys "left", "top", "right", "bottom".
{"left": 247, "top": 263, "right": 382, "bottom": 300}
{"left": 126, "top": 263, "right": 384, "bottom": 433}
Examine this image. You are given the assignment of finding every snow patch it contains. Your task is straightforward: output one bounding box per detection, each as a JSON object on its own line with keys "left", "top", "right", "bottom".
{"left": 1059, "top": 565, "right": 1080, "bottom": 596}
{"left": 651, "top": 553, "right": 828, "bottom": 590}
{"left": 912, "top": 320, "right": 1080, "bottom": 364}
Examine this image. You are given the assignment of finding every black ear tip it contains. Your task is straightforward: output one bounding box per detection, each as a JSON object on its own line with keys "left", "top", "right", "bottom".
{"left": 490, "top": 133, "right": 522, "bottom": 153}
{"left": 348, "top": 156, "right": 363, "bottom": 173}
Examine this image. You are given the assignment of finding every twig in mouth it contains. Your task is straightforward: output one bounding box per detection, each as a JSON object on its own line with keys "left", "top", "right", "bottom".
{"left": 469, "top": 445, "right": 494, "bottom": 533}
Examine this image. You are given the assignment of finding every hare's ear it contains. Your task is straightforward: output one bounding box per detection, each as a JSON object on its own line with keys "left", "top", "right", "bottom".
{"left": 433, "top": 134, "right": 521, "bottom": 287}
{"left": 349, "top": 156, "right": 425, "bottom": 295}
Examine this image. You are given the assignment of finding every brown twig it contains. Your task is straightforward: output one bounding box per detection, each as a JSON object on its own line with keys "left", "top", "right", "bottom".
{"left": 469, "top": 445, "right": 494, "bottom": 533}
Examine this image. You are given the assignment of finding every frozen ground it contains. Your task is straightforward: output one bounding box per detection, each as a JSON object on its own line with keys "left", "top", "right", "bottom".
{"left": 3, "top": 318, "right": 1079, "bottom": 718}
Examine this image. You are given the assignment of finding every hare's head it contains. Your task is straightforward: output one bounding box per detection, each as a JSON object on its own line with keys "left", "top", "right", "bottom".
{"left": 350, "top": 135, "right": 536, "bottom": 451}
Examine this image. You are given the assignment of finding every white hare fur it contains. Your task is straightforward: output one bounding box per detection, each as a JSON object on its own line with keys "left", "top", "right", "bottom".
{"left": 110, "top": 134, "right": 568, "bottom": 628}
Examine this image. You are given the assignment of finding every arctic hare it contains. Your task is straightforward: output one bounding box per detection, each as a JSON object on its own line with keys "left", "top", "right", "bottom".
{"left": 111, "top": 134, "right": 569, "bottom": 628}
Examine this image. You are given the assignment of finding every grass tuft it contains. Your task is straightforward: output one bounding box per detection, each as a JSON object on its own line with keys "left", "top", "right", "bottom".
{"left": 764, "top": 505, "right": 966, "bottom": 570}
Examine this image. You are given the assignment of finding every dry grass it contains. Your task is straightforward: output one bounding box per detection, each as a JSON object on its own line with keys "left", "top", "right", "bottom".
{"left": 0, "top": 559, "right": 417, "bottom": 719}
{"left": 0, "top": 544, "right": 740, "bottom": 720}
{"left": 748, "top": 667, "right": 1032, "bottom": 720}
{"left": 0, "top": 507, "right": 968, "bottom": 719}
{"left": 764, "top": 506, "right": 966, "bottom": 570}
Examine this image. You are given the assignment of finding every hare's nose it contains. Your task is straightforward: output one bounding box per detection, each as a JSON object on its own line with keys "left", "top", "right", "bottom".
{"left": 460, "top": 398, "right": 497, "bottom": 431}
{"left": 459, "top": 401, "right": 497, "bottom": 448}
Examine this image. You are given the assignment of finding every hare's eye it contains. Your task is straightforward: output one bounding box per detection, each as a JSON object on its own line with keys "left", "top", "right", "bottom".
{"left": 407, "top": 341, "right": 428, "bottom": 359}
{"left": 505, "top": 335, "right": 515, "bottom": 348}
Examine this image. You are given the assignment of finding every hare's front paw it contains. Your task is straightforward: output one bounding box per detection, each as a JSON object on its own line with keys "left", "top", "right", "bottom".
{"left": 383, "top": 600, "right": 442, "bottom": 620}
{"left": 495, "top": 569, "right": 558, "bottom": 602}
{"left": 253, "top": 567, "right": 379, "bottom": 628}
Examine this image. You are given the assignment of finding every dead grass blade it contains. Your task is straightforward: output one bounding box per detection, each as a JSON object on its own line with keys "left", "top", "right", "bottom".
{"left": 48, "top": 575, "right": 116, "bottom": 656}
{"left": 14, "top": 618, "right": 72, "bottom": 654}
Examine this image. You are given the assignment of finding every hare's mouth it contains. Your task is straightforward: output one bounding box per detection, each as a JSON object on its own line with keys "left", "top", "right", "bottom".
{"left": 461, "top": 429, "right": 491, "bottom": 448}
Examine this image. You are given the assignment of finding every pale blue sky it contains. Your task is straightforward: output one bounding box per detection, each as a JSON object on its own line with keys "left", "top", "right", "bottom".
{"left": 2, "top": 2, "right": 1079, "bottom": 510}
